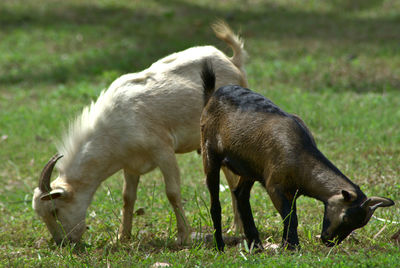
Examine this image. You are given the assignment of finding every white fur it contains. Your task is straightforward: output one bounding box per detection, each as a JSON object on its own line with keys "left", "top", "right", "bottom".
{"left": 33, "top": 22, "right": 247, "bottom": 245}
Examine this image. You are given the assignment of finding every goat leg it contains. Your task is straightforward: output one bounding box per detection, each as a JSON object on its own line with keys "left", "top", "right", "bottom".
{"left": 206, "top": 161, "right": 224, "bottom": 251}
{"left": 234, "top": 178, "right": 263, "bottom": 251}
{"left": 267, "top": 186, "right": 300, "bottom": 250}
{"left": 222, "top": 167, "right": 243, "bottom": 234}
{"left": 119, "top": 171, "right": 140, "bottom": 241}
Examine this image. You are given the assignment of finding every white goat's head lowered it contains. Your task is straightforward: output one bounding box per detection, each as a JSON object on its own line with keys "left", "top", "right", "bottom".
{"left": 32, "top": 21, "right": 249, "bottom": 246}
{"left": 32, "top": 154, "right": 87, "bottom": 245}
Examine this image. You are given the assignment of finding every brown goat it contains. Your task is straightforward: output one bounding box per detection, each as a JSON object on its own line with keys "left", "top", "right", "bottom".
{"left": 200, "top": 61, "right": 395, "bottom": 251}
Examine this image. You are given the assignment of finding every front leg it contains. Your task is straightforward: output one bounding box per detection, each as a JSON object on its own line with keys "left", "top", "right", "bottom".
{"left": 281, "top": 201, "right": 299, "bottom": 250}
{"left": 267, "top": 186, "right": 299, "bottom": 250}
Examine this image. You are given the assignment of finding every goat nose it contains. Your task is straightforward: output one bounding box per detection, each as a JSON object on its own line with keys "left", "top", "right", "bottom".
{"left": 320, "top": 234, "right": 329, "bottom": 242}
{"left": 54, "top": 238, "right": 63, "bottom": 246}
{"left": 324, "top": 240, "right": 336, "bottom": 247}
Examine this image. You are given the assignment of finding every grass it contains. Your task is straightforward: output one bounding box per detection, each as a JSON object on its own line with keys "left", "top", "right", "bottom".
{"left": 1, "top": 0, "right": 400, "bottom": 266}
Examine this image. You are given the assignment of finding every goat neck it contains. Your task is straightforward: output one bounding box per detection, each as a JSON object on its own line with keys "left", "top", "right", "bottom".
{"left": 298, "top": 150, "right": 363, "bottom": 203}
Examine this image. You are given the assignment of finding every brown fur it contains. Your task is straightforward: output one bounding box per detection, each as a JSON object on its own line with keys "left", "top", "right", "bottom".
{"left": 200, "top": 64, "right": 394, "bottom": 251}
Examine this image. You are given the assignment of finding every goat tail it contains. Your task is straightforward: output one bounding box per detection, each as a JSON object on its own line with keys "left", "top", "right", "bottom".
{"left": 201, "top": 60, "right": 216, "bottom": 107}
{"left": 212, "top": 20, "right": 248, "bottom": 69}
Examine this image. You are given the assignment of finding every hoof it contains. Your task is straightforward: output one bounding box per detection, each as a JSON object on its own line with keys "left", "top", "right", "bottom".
{"left": 118, "top": 233, "right": 131, "bottom": 243}
{"left": 176, "top": 233, "right": 191, "bottom": 246}
{"left": 227, "top": 224, "right": 243, "bottom": 235}
{"left": 281, "top": 242, "right": 300, "bottom": 251}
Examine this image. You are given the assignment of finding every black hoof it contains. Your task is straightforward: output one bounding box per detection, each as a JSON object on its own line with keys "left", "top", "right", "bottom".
{"left": 281, "top": 242, "right": 300, "bottom": 251}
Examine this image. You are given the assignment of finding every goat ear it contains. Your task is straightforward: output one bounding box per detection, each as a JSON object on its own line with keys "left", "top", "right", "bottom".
{"left": 40, "top": 188, "right": 66, "bottom": 201}
{"left": 341, "top": 190, "right": 356, "bottom": 202}
{"left": 368, "top": 196, "right": 395, "bottom": 208}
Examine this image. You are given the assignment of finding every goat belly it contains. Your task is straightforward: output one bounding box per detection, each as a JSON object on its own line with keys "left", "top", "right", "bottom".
{"left": 221, "top": 155, "right": 263, "bottom": 181}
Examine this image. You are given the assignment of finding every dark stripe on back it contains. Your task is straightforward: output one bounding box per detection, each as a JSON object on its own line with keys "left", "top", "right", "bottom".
{"left": 214, "top": 85, "right": 287, "bottom": 115}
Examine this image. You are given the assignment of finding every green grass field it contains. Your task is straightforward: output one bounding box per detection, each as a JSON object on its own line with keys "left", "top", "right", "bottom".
{"left": 1, "top": 0, "right": 399, "bottom": 266}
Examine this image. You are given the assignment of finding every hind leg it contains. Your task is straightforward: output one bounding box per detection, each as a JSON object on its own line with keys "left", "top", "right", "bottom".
{"left": 222, "top": 167, "right": 243, "bottom": 234}
{"left": 156, "top": 149, "right": 190, "bottom": 245}
{"left": 119, "top": 170, "right": 140, "bottom": 241}
{"left": 204, "top": 152, "right": 224, "bottom": 251}
{"left": 234, "top": 177, "right": 263, "bottom": 250}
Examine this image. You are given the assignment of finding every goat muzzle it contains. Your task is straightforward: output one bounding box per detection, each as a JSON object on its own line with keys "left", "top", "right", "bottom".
{"left": 39, "top": 153, "right": 63, "bottom": 192}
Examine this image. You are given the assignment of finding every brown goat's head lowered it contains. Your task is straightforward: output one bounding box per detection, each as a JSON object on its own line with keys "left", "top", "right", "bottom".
{"left": 200, "top": 61, "right": 395, "bottom": 251}
{"left": 32, "top": 154, "right": 87, "bottom": 245}
{"left": 321, "top": 191, "right": 394, "bottom": 246}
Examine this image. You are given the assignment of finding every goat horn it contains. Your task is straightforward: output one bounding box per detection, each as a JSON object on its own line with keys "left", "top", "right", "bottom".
{"left": 360, "top": 198, "right": 371, "bottom": 209}
{"left": 39, "top": 154, "right": 63, "bottom": 192}
{"left": 370, "top": 202, "right": 383, "bottom": 212}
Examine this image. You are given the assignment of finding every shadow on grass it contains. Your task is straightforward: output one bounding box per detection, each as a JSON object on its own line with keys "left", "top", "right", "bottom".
{"left": 0, "top": 0, "right": 399, "bottom": 91}
{"left": 53, "top": 232, "right": 244, "bottom": 256}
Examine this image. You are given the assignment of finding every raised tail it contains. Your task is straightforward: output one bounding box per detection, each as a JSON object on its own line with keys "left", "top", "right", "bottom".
{"left": 212, "top": 20, "right": 248, "bottom": 70}
{"left": 201, "top": 60, "right": 216, "bottom": 107}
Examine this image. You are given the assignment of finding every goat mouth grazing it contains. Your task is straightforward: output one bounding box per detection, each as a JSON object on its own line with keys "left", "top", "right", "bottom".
{"left": 320, "top": 234, "right": 341, "bottom": 247}
{"left": 321, "top": 238, "right": 336, "bottom": 247}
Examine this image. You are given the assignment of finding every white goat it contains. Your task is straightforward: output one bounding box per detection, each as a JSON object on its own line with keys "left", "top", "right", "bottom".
{"left": 32, "top": 21, "right": 247, "bottom": 245}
